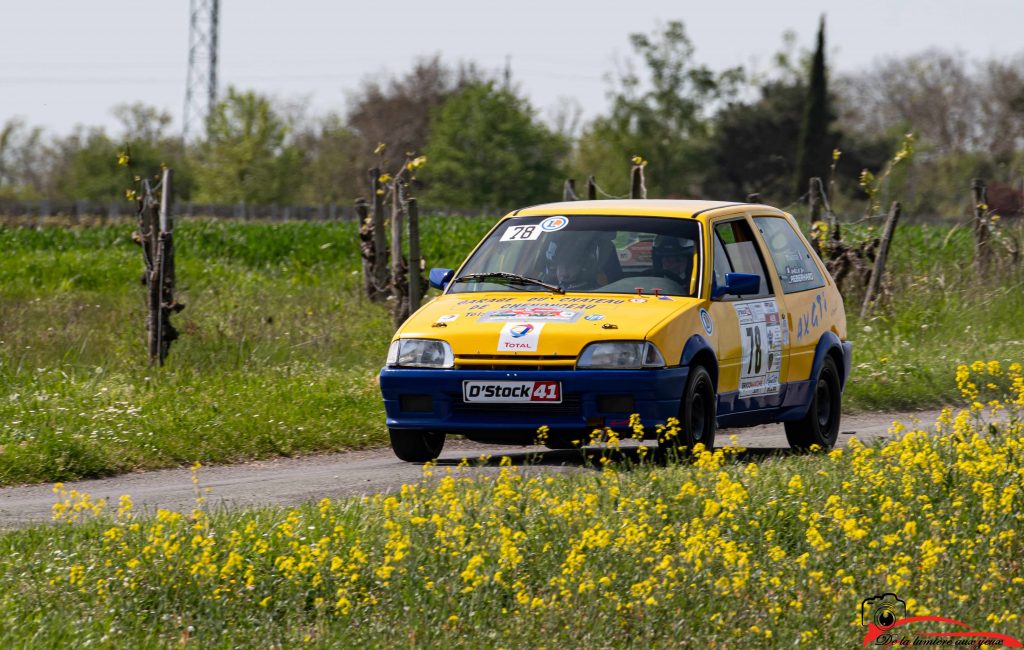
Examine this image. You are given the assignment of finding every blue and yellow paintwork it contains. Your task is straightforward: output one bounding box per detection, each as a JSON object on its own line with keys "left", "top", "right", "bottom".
{"left": 379, "top": 199, "right": 851, "bottom": 442}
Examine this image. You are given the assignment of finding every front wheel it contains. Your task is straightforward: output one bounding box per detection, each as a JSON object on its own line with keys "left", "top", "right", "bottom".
{"left": 389, "top": 429, "right": 446, "bottom": 462}
{"left": 785, "top": 357, "right": 841, "bottom": 450}
{"left": 660, "top": 365, "right": 717, "bottom": 457}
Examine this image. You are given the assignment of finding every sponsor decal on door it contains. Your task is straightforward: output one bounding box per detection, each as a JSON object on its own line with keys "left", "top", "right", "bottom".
{"left": 733, "top": 298, "right": 783, "bottom": 397}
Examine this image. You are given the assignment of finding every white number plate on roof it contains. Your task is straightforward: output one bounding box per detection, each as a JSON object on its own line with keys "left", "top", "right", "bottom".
{"left": 500, "top": 224, "right": 543, "bottom": 241}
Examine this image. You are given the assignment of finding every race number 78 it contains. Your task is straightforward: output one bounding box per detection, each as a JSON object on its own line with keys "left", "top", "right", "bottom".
{"left": 500, "top": 225, "right": 541, "bottom": 241}
{"left": 745, "top": 326, "right": 763, "bottom": 374}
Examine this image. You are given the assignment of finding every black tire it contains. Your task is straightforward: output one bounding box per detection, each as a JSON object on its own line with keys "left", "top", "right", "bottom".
{"left": 389, "top": 429, "right": 446, "bottom": 462}
{"left": 660, "top": 365, "right": 717, "bottom": 457}
{"left": 785, "top": 357, "right": 841, "bottom": 450}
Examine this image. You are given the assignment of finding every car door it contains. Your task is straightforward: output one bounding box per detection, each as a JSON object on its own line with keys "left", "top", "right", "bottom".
{"left": 708, "top": 216, "right": 787, "bottom": 411}
{"left": 751, "top": 215, "right": 829, "bottom": 385}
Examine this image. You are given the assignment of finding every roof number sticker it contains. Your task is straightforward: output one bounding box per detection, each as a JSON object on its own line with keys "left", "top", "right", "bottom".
{"left": 500, "top": 224, "right": 543, "bottom": 242}
{"left": 539, "top": 216, "right": 568, "bottom": 232}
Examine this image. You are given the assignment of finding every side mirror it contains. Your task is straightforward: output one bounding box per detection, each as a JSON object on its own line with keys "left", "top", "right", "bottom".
{"left": 429, "top": 268, "right": 454, "bottom": 291}
{"left": 712, "top": 272, "right": 760, "bottom": 299}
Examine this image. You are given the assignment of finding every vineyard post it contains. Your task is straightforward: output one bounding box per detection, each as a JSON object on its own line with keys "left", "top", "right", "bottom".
{"left": 369, "top": 167, "right": 388, "bottom": 301}
{"left": 972, "top": 178, "right": 991, "bottom": 277}
{"left": 140, "top": 179, "right": 160, "bottom": 364}
{"left": 406, "top": 197, "right": 422, "bottom": 313}
{"left": 859, "top": 201, "right": 901, "bottom": 320}
{"left": 390, "top": 180, "right": 408, "bottom": 327}
{"left": 808, "top": 177, "right": 822, "bottom": 254}
{"left": 563, "top": 179, "right": 578, "bottom": 201}
{"left": 586, "top": 176, "right": 597, "bottom": 200}
{"left": 630, "top": 165, "right": 646, "bottom": 199}
{"left": 355, "top": 198, "right": 375, "bottom": 300}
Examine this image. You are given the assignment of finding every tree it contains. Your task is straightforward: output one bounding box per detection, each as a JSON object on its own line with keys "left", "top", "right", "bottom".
{"left": 0, "top": 118, "right": 48, "bottom": 199}
{"left": 574, "top": 21, "right": 742, "bottom": 197}
{"left": 793, "top": 16, "right": 836, "bottom": 196}
{"left": 703, "top": 80, "right": 806, "bottom": 201}
{"left": 422, "top": 81, "right": 567, "bottom": 209}
{"left": 293, "top": 113, "right": 364, "bottom": 205}
{"left": 195, "top": 88, "right": 302, "bottom": 205}
{"left": 347, "top": 56, "right": 480, "bottom": 173}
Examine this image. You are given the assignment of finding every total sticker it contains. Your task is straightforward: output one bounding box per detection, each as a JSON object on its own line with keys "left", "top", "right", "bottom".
{"left": 497, "top": 322, "right": 544, "bottom": 352}
{"left": 539, "top": 216, "right": 568, "bottom": 232}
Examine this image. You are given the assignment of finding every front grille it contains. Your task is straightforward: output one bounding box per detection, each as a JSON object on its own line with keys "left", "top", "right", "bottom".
{"left": 455, "top": 364, "right": 566, "bottom": 371}
{"left": 452, "top": 394, "right": 583, "bottom": 417}
{"left": 455, "top": 354, "right": 576, "bottom": 371}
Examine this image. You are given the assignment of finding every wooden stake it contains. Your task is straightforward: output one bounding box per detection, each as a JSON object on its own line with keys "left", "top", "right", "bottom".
{"left": 972, "top": 178, "right": 991, "bottom": 277}
{"left": 355, "top": 198, "right": 374, "bottom": 300}
{"left": 390, "top": 181, "right": 408, "bottom": 328}
{"left": 630, "top": 165, "right": 646, "bottom": 199}
{"left": 406, "top": 197, "right": 421, "bottom": 313}
{"left": 860, "top": 201, "right": 901, "bottom": 320}
{"left": 808, "top": 177, "right": 823, "bottom": 255}
{"left": 369, "top": 168, "right": 388, "bottom": 301}
{"left": 563, "top": 179, "right": 577, "bottom": 201}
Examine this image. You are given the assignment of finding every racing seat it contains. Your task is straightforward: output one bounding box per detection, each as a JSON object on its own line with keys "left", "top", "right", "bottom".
{"left": 595, "top": 236, "right": 623, "bottom": 285}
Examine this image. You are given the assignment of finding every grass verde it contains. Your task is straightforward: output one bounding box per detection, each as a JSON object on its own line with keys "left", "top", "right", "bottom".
{"left": 0, "top": 364, "right": 1018, "bottom": 646}
{"left": 1, "top": 218, "right": 1023, "bottom": 645}
{"left": 2, "top": 217, "right": 1023, "bottom": 484}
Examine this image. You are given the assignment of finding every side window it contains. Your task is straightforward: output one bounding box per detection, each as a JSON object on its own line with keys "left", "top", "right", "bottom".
{"left": 753, "top": 217, "right": 826, "bottom": 294}
{"left": 713, "top": 219, "right": 772, "bottom": 300}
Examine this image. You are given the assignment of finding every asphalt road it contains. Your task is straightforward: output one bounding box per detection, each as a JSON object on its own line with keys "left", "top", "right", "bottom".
{"left": 0, "top": 409, "right": 944, "bottom": 528}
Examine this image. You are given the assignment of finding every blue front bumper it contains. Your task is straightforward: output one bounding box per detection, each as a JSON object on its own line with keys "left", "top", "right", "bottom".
{"left": 379, "top": 366, "right": 690, "bottom": 439}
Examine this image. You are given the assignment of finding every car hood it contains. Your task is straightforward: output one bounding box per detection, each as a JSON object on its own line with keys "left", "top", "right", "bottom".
{"left": 397, "top": 292, "right": 701, "bottom": 357}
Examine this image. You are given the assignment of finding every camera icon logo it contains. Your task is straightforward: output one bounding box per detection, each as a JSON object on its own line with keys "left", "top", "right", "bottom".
{"left": 861, "top": 593, "right": 907, "bottom": 629}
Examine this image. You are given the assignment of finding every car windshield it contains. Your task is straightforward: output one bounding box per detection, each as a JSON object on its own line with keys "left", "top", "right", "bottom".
{"left": 449, "top": 215, "right": 703, "bottom": 296}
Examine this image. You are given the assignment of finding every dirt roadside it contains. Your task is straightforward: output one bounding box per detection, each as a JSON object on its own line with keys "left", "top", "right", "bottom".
{"left": 0, "top": 409, "right": 944, "bottom": 528}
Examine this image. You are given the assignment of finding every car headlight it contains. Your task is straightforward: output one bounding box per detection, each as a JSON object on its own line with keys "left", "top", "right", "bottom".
{"left": 386, "top": 339, "right": 454, "bottom": 368}
{"left": 577, "top": 341, "right": 666, "bottom": 369}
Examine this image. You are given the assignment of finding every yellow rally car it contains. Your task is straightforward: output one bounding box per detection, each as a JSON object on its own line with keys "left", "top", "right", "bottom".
{"left": 380, "top": 200, "right": 851, "bottom": 462}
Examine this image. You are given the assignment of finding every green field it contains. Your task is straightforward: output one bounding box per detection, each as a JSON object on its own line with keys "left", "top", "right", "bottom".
{"left": 1, "top": 217, "right": 1022, "bottom": 485}
{"left": 0, "top": 380, "right": 1020, "bottom": 646}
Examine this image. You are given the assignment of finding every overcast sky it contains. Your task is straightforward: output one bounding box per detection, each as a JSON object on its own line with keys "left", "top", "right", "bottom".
{"left": 2, "top": 0, "right": 1022, "bottom": 137}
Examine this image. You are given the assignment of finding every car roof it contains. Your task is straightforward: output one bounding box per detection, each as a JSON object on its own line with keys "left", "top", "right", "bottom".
{"left": 509, "top": 199, "right": 786, "bottom": 221}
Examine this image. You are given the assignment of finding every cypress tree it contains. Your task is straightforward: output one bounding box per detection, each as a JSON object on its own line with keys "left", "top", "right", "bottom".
{"left": 793, "top": 16, "right": 833, "bottom": 197}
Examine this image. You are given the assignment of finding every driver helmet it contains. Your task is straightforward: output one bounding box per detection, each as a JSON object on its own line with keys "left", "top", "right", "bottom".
{"left": 652, "top": 236, "right": 694, "bottom": 273}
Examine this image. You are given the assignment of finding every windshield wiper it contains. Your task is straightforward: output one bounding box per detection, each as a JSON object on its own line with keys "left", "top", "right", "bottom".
{"left": 453, "top": 272, "right": 565, "bottom": 294}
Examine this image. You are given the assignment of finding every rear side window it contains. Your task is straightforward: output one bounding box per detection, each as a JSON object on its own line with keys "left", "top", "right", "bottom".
{"left": 753, "top": 217, "right": 826, "bottom": 294}
{"left": 712, "top": 219, "right": 772, "bottom": 300}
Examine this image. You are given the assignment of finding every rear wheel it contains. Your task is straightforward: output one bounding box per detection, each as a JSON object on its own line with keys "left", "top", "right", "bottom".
{"left": 785, "top": 357, "right": 841, "bottom": 450}
{"left": 660, "top": 365, "right": 717, "bottom": 457}
{"left": 389, "top": 429, "right": 446, "bottom": 462}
